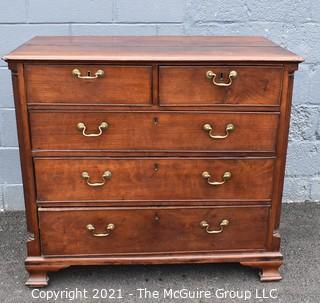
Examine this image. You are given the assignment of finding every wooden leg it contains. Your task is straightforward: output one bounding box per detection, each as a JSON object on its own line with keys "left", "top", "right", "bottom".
{"left": 25, "top": 271, "right": 49, "bottom": 288}
{"left": 241, "top": 261, "right": 282, "bottom": 282}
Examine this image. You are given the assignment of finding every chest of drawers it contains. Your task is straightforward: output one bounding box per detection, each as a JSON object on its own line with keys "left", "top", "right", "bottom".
{"left": 4, "top": 36, "right": 303, "bottom": 287}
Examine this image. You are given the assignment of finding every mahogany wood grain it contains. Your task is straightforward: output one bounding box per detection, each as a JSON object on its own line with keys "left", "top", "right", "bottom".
{"left": 25, "top": 251, "right": 283, "bottom": 266}
{"left": 38, "top": 206, "right": 269, "bottom": 255}
{"left": 24, "top": 251, "right": 283, "bottom": 286}
{"left": 3, "top": 36, "right": 302, "bottom": 286}
{"left": 25, "top": 64, "right": 152, "bottom": 104}
{"left": 34, "top": 158, "right": 274, "bottom": 202}
{"left": 159, "top": 66, "right": 283, "bottom": 106}
{"left": 3, "top": 36, "right": 303, "bottom": 62}
{"left": 30, "top": 111, "right": 279, "bottom": 152}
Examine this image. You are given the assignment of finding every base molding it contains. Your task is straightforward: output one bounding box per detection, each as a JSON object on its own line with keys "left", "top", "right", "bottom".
{"left": 25, "top": 251, "right": 283, "bottom": 287}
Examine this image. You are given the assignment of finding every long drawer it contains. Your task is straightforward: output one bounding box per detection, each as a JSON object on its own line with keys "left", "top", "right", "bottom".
{"left": 34, "top": 158, "right": 274, "bottom": 202}
{"left": 39, "top": 206, "right": 269, "bottom": 256}
{"left": 159, "top": 66, "right": 283, "bottom": 106}
{"left": 25, "top": 65, "right": 152, "bottom": 105}
{"left": 30, "top": 112, "right": 279, "bottom": 152}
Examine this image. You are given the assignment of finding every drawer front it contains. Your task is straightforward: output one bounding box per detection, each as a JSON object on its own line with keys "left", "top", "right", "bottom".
{"left": 159, "top": 66, "right": 283, "bottom": 106}
{"left": 25, "top": 65, "right": 152, "bottom": 105}
{"left": 35, "top": 158, "right": 274, "bottom": 202}
{"left": 39, "top": 206, "right": 269, "bottom": 255}
{"left": 30, "top": 112, "right": 278, "bottom": 152}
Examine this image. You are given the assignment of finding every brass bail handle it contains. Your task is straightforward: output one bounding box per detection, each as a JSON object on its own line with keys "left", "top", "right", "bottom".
{"left": 81, "top": 170, "right": 112, "bottom": 187}
{"left": 206, "top": 70, "right": 237, "bottom": 87}
{"left": 203, "top": 123, "right": 235, "bottom": 139}
{"left": 77, "top": 121, "right": 108, "bottom": 137}
{"left": 72, "top": 68, "right": 105, "bottom": 79}
{"left": 202, "top": 171, "right": 232, "bottom": 186}
{"left": 86, "top": 223, "right": 115, "bottom": 237}
{"left": 200, "top": 219, "right": 229, "bottom": 234}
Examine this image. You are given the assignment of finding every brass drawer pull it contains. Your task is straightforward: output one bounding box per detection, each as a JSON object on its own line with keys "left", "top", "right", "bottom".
{"left": 72, "top": 68, "right": 104, "bottom": 79}
{"left": 77, "top": 121, "right": 108, "bottom": 137}
{"left": 206, "top": 70, "right": 237, "bottom": 87}
{"left": 81, "top": 170, "right": 112, "bottom": 187}
{"left": 203, "top": 123, "right": 235, "bottom": 139}
{"left": 200, "top": 219, "right": 229, "bottom": 234}
{"left": 86, "top": 223, "right": 115, "bottom": 237}
{"left": 202, "top": 171, "right": 232, "bottom": 186}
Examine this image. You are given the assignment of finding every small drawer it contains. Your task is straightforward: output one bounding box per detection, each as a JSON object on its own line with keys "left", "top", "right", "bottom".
{"left": 25, "top": 64, "right": 152, "bottom": 105}
{"left": 159, "top": 66, "right": 283, "bottom": 106}
{"left": 30, "top": 111, "right": 278, "bottom": 152}
{"left": 34, "top": 158, "right": 274, "bottom": 202}
{"left": 39, "top": 206, "right": 269, "bottom": 256}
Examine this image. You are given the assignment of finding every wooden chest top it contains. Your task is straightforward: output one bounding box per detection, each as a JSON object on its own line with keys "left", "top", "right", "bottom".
{"left": 4, "top": 36, "right": 303, "bottom": 62}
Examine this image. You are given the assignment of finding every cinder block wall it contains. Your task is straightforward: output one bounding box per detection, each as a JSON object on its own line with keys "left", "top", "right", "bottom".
{"left": 0, "top": 0, "right": 319, "bottom": 210}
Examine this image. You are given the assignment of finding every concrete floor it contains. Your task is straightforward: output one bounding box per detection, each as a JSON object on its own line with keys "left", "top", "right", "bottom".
{"left": 0, "top": 203, "right": 319, "bottom": 303}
